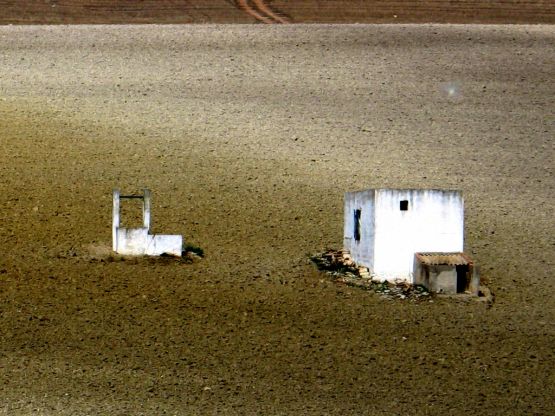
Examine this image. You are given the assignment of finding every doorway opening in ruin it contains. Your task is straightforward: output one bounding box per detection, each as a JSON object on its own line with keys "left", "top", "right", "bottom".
{"left": 456, "top": 264, "right": 469, "bottom": 293}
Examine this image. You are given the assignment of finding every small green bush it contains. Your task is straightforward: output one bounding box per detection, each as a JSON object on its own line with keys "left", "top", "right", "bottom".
{"left": 183, "top": 244, "right": 204, "bottom": 258}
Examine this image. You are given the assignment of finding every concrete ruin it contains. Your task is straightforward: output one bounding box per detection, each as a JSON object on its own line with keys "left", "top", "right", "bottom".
{"left": 344, "top": 188, "right": 465, "bottom": 282}
{"left": 413, "top": 252, "right": 479, "bottom": 295}
{"left": 112, "top": 189, "right": 183, "bottom": 256}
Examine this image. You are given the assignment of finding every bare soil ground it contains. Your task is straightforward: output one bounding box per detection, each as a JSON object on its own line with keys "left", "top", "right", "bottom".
{"left": 0, "top": 24, "right": 554, "bottom": 415}
{"left": 0, "top": 0, "right": 554, "bottom": 24}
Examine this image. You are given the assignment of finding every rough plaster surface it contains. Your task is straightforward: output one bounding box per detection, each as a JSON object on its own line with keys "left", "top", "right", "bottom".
{"left": 0, "top": 24, "right": 554, "bottom": 415}
{"left": 115, "top": 228, "right": 183, "bottom": 257}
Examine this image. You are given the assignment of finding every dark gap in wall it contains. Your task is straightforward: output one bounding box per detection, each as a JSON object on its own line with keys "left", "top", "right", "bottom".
{"left": 354, "top": 209, "right": 361, "bottom": 242}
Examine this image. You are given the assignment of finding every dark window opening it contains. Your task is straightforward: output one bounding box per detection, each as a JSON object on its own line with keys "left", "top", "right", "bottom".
{"left": 354, "top": 209, "right": 361, "bottom": 242}
{"left": 400, "top": 200, "right": 409, "bottom": 211}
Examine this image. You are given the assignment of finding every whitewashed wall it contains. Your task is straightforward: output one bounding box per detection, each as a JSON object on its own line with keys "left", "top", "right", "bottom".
{"left": 344, "top": 189, "right": 375, "bottom": 267}
{"left": 112, "top": 189, "right": 183, "bottom": 257}
{"left": 344, "top": 189, "right": 464, "bottom": 282}
{"left": 115, "top": 228, "right": 183, "bottom": 257}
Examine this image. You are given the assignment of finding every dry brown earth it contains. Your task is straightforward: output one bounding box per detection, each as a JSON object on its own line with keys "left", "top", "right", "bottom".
{"left": 0, "top": 24, "right": 554, "bottom": 415}
{"left": 0, "top": 0, "right": 554, "bottom": 24}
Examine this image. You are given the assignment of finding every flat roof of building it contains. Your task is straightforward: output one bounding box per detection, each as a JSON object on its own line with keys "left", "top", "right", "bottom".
{"left": 415, "top": 252, "right": 472, "bottom": 266}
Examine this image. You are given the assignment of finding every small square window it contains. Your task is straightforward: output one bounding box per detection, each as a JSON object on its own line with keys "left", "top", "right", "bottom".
{"left": 400, "top": 200, "right": 409, "bottom": 211}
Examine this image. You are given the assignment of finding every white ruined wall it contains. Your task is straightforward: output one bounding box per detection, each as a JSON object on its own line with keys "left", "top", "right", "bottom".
{"left": 146, "top": 234, "right": 183, "bottom": 256}
{"left": 344, "top": 189, "right": 464, "bottom": 282}
{"left": 112, "top": 189, "right": 183, "bottom": 257}
{"left": 115, "top": 228, "right": 183, "bottom": 257}
{"left": 373, "top": 189, "right": 463, "bottom": 281}
{"left": 116, "top": 227, "right": 150, "bottom": 255}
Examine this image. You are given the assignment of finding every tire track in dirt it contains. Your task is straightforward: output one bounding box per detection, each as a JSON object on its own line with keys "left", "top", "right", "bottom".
{"left": 236, "top": 0, "right": 289, "bottom": 23}
{"left": 251, "top": 0, "right": 289, "bottom": 23}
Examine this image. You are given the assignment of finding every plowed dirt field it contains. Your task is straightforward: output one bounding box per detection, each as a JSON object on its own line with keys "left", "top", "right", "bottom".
{"left": 0, "top": 0, "right": 554, "bottom": 24}
{"left": 0, "top": 23, "right": 554, "bottom": 415}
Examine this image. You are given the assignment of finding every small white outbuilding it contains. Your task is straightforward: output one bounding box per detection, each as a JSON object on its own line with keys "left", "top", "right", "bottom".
{"left": 344, "top": 188, "right": 464, "bottom": 282}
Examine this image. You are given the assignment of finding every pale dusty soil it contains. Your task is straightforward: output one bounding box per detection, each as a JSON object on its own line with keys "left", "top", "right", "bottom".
{"left": 0, "top": 24, "right": 554, "bottom": 415}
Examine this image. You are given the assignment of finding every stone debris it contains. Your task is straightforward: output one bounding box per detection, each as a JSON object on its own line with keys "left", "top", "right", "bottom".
{"left": 311, "top": 249, "right": 431, "bottom": 301}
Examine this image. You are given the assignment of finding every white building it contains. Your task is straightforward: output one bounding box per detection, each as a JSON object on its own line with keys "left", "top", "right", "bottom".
{"left": 344, "top": 188, "right": 464, "bottom": 282}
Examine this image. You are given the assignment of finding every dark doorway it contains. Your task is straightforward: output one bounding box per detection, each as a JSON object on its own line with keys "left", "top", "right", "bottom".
{"left": 456, "top": 265, "right": 468, "bottom": 293}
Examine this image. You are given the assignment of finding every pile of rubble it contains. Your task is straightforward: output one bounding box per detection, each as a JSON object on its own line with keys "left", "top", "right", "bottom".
{"left": 311, "top": 249, "right": 432, "bottom": 301}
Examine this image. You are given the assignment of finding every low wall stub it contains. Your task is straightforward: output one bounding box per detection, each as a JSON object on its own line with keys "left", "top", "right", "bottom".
{"left": 116, "top": 227, "right": 182, "bottom": 256}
